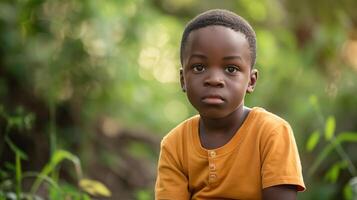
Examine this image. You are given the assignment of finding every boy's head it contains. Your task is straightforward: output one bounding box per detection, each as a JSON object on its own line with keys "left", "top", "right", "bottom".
{"left": 180, "top": 9, "right": 256, "bottom": 68}
{"left": 179, "top": 9, "right": 258, "bottom": 119}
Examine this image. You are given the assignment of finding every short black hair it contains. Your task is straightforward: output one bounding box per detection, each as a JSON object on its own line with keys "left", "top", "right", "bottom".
{"left": 180, "top": 9, "right": 256, "bottom": 68}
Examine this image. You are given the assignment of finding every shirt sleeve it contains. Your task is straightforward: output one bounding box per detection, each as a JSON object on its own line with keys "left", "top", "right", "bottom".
{"left": 260, "top": 122, "right": 306, "bottom": 191}
{"left": 155, "top": 138, "right": 191, "bottom": 200}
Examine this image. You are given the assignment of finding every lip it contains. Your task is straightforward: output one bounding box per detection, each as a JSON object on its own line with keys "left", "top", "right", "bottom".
{"left": 201, "top": 94, "right": 225, "bottom": 105}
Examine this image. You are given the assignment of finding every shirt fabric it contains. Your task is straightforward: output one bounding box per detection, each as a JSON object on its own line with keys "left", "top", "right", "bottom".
{"left": 155, "top": 107, "right": 306, "bottom": 200}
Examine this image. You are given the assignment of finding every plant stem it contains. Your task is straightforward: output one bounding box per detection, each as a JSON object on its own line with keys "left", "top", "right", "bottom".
{"left": 49, "top": 100, "right": 56, "bottom": 157}
{"left": 15, "top": 152, "right": 22, "bottom": 199}
{"left": 0, "top": 125, "right": 10, "bottom": 166}
{"left": 315, "top": 105, "right": 357, "bottom": 176}
{"left": 49, "top": 99, "right": 58, "bottom": 183}
{"left": 332, "top": 138, "right": 357, "bottom": 176}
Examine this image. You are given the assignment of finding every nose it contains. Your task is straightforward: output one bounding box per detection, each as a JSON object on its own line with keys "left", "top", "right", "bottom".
{"left": 204, "top": 69, "right": 224, "bottom": 88}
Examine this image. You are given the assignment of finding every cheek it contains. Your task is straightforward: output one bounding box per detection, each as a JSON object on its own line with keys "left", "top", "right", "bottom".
{"left": 227, "top": 79, "right": 248, "bottom": 96}
{"left": 184, "top": 74, "right": 200, "bottom": 90}
{"left": 186, "top": 86, "right": 199, "bottom": 101}
{"left": 184, "top": 80, "right": 202, "bottom": 105}
{"left": 185, "top": 90, "right": 201, "bottom": 111}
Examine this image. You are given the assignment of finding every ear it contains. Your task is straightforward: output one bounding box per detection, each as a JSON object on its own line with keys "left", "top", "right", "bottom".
{"left": 246, "top": 68, "right": 258, "bottom": 93}
{"left": 180, "top": 68, "right": 186, "bottom": 92}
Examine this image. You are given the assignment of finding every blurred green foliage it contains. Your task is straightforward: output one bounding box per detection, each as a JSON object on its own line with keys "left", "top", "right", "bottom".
{"left": 1, "top": 0, "right": 357, "bottom": 199}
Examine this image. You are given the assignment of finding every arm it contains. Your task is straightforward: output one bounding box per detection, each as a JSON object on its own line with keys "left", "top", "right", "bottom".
{"left": 262, "top": 185, "right": 297, "bottom": 200}
{"left": 155, "top": 140, "right": 190, "bottom": 200}
{"left": 260, "top": 123, "right": 305, "bottom": 195}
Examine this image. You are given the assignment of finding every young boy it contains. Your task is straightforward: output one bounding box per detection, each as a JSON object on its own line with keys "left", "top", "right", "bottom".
{"left": 155, "top": 9, "right": 305, "bottom": 200}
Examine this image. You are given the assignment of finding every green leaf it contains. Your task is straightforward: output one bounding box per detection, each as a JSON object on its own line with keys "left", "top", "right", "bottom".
{"left": 82, "top": 194, "right": 92, "bottom": 200}
{"left": 324, "top": 116, "right": 335, "bottom": 140}
{"left": 324, "top": 161, "right": 347, "bottom": 183}
{"left": 136, "top": 189, "right": 152, "bottom": 200}
{"left": 343, "top": 183, "right": 353, "bottom": 200}
{"left": 0, "top": 191, "right": 5, "bottom": 200}
{"left": 308, "top": 95, "right": 318, "bottom": 107}
{"left": 79, "top": 179, "right": 111, "bottom": 197}
{"left": 31, "top": 150, "right": 82, "bottom": 194}
{"left": 308, "top": 132, "right": 357, "bottom": 176}
{"left": 337, "top": 132, "right": 357, "bottom": 142}
{"left": 8, "top": 117, "right": 23, "bottom": 130}
{"left": 306, "top": 130, "right": 320, "bottom": 152}
{"left": 324, "top": 164, "right": 340, "bottom": 183}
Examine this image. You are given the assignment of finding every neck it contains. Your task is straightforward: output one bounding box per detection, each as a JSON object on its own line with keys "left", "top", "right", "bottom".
{"left": 200, "top": 105, "right": 249, "bottom": 134}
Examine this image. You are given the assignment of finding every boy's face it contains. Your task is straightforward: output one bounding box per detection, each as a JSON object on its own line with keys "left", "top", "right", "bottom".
{"left": 180, "top": 25, "right": 257, "bottom": 119}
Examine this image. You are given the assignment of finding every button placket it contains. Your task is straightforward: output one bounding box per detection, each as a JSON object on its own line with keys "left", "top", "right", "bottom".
{"left": 208, "top": 150, "right": 217, "bottom": 183}
{"left": 209, "top": 150, "right": 216, "bottom": 158}
{"left": 209, "top": 163, "right": 216, "bottom": 171}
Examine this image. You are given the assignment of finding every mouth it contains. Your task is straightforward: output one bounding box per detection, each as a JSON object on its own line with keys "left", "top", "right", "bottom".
{"left": 201, "top": 94, "right": 225, "bottom": 105}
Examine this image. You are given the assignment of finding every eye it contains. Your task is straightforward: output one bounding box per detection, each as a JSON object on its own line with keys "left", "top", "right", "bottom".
{"left": 225, "top": 65, "right": 239, "bottom": 74}
{"left": 192, "top": 64, "right": 205, "bottom": 73}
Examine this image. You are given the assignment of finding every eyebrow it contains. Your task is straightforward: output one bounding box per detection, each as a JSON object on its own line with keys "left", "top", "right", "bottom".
{"left": 188, "top": 54, "right": 243, "bottom": 61}
{"left": 189, "top": 54, "right": 207, "bottom": 60}
{"left": 223, "top": 55, "right": 242, "bottom": 61}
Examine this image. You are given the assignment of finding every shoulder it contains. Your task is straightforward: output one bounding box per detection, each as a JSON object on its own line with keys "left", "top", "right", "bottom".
{"left": 249, "top": 107, "right": 292, "bottom": 132}
{"left": 158, "top": 116, "right": 198, "bottom": 173}
{"left": 247, "top": 107, "right": 294, "bottom": 143}
{"left": 160, "top": 115, "right": 199, "bottom": 148}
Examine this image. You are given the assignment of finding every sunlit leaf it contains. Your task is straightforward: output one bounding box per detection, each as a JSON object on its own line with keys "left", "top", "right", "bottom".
{"left": 308, "top": 132, "right": 357, "bottom": 176}
{"left": 309, "top": 95, "right": 318, "bottom": 108}
{"left": 306, "top": 130, "right": 320, "bottom": 152}
{"left": 346, "top": 176, "right": 357, "bottom": 200}
{"left": 136, "top": 189, "right": 151, "bottom": 200}
{"left": 324, "top": 164, "right": 339, "bottom": 183}
{"left": 324, "top": 161, "right": 347, "bottom": 183}
{"left": 343, "top": 182, "right": 353, "bottom": 200}
{"left": 31, "top": 150, "right": 82, "bottom": 194}
{"left": 82, "top": 194, "right": 92, "bottom": 200}
{"left": 324, "top": 116, "right": 336, "bottom": 141}
{"left": 337, "top": 132, "right": 357, "bottom": 142}
{"left": 79, "top": 179, "right": 111, "bottom": 197}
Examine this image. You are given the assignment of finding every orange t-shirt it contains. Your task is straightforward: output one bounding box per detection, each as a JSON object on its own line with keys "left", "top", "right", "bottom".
{"left": 155, "top": 107, "right": 306, "bottom": 200}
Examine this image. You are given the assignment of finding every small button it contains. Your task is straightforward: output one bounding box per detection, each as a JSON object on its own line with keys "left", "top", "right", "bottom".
{"left": 209, "top": 173, "right": 217, "bottom": 180}
{"left": 209, "top": 151, "right": 216, "bottom": 158}
{"left": 209, "top": 164, "right": 216, "bottom": 171}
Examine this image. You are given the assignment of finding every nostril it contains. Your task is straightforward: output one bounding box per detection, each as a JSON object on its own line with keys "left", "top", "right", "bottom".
{"left": 204, "top": 77, "right": 224, "bottom": 87}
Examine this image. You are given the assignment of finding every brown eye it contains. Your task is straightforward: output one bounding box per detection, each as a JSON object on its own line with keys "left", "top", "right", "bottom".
{"left": 225, "top": 65, "right": 239, "bottom": 74}
{"left": 192, "top": 64, "right": 205, "bottom": 72}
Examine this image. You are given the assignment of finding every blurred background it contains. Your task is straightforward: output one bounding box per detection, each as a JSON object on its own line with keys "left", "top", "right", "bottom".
{"left": 1, "top": 0, "right": 357, "bottom": 199}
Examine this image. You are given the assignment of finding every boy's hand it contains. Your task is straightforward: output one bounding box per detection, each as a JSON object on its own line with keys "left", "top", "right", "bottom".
{"left": 262, "top": 184, "right": 297, "bottom": 200}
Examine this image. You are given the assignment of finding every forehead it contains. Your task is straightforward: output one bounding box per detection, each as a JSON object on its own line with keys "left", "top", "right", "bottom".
{"left": 183, "top": 25, "right": 250, "bottom": 63}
